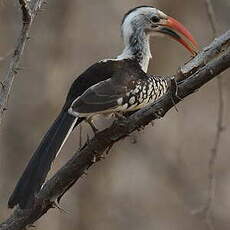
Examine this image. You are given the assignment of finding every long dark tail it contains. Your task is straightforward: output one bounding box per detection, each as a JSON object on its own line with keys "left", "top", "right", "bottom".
{"left": 8, "top": 109, "right": 81, "bottom": 209}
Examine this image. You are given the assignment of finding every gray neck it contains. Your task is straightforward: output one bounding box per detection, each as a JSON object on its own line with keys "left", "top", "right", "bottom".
{"left": 117, "top": 28, "right": 152, "bottom": 73}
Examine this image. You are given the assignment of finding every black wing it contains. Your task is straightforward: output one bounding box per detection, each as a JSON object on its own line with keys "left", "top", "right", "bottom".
{"left": 70, "top": 78, "right": 130, "bottom": 114}
{"left": 64, "top": 60, "right": 118, "bottom": 109}
{"left": 66, "top": 58, "right": 147, "bottom": 114}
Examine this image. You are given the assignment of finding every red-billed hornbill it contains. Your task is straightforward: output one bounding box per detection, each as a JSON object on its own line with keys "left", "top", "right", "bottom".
{"left": 8, "top": 6, "right": 198, "bottom": 209}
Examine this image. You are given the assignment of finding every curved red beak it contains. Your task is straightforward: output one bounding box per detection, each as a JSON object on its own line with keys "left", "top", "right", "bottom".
{"left": 160, "top": 16, "right": 199, "bottom": 56}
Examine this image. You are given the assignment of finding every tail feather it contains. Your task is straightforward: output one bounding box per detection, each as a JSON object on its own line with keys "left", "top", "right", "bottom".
{"left": 8, "top": 110, "right": 79, "bottom": 209}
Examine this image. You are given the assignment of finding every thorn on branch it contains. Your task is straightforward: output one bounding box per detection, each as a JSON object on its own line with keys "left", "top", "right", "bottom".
{"left": 83, "top": 170, "right": 88, "bottom": 176}
{"left": 16, "top": 67, "right": 24, "bottom": 71}
{"left": 53, "top": 202, "right": 69, "bottom": 214}
{"left": 13, "top": 67, "right": 23, "bottom": 75}
{"left": 100, "top": 155, "right": 106, "bottom": 160}
{"left": 105, "top": 143, "right": 114, "bottom": 155}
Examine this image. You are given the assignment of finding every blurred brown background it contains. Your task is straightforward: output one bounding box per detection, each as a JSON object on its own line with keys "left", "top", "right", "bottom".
{"left": 0, "top": 0, "right": 230, "bottom": 229}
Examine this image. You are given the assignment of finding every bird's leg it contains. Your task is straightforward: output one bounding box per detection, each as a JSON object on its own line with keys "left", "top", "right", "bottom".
{"left": 79, "top": 124, "right": 82, "bottom": 149}
{"left": 85, "top": 117, "right": 98, "bottom": 134}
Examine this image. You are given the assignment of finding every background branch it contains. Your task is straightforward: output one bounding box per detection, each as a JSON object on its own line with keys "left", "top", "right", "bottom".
{"left": 0, "top": 0, "right": 46, "bottom": 125}
{"left": 198, "top": 1, "right": 225, "bottom": 229}
{"left": 0, "top": 29, "right": 229, "bottom": 230}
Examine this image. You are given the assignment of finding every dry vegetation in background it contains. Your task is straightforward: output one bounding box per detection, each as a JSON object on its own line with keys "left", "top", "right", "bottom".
{"left": 0, "top": 0, "right": 230, "bottom": 230}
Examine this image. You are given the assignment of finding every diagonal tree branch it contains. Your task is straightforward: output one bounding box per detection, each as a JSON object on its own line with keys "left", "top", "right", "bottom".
{"left": 0, "top": 30, "right": 230, "bottom": 230}
{"left": 0, "top": 0, "right": 47, "bottom": 125}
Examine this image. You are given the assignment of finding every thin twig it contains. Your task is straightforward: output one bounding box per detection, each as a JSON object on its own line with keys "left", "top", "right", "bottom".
{"left": 200, "top": 1, "right": 225, "bottom": 229}
{"left": 0, "top": 30, "right": 229, "bottom": 230}
{"left": 79, "top": 124, "right": 82, "bottom": 148}
{"left": 0, "top": 0, "right": 47, "bottom": 125}
{"left": 205, "top": 0, "right": 218, "bottom": 37}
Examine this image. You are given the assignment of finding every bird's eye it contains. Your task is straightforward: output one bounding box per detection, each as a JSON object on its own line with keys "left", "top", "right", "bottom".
{"left": 151, "top": 16, "right": 160, "bottom": 23}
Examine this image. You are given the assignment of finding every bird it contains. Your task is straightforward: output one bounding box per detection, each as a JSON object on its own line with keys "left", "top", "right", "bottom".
{"left": 8, "top": 5, "right": 198, "bottom": 209}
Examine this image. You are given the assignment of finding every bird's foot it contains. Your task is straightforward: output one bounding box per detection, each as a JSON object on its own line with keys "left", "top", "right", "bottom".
{"left": 114, "top": 112, "right": 126, "bottom": 120}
